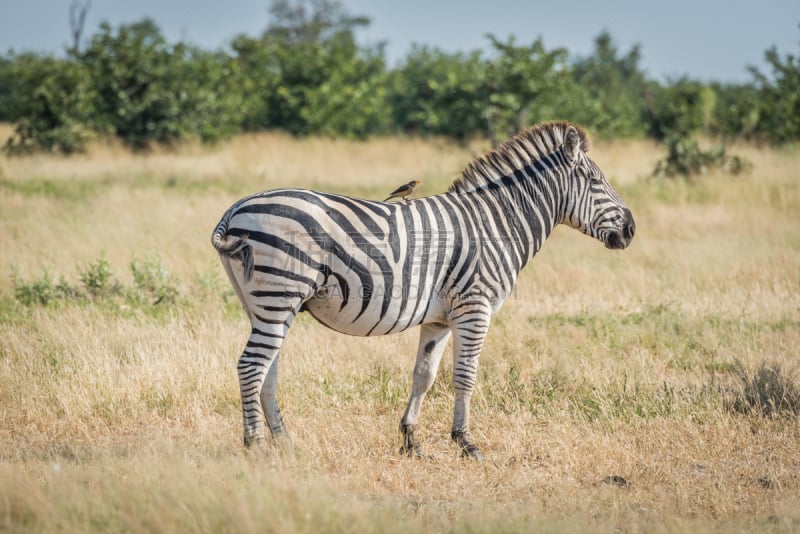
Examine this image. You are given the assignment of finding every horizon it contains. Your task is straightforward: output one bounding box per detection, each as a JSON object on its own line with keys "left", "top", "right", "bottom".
{"left": 0, "top": 1, "right": 798, "bottom": 84}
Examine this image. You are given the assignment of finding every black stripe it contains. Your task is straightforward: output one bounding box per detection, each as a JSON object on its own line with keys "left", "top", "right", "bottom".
{"left": 474, "top": 183, "right": 516, "bottom": 282}
{"left": 314, "top": 191, "right": 388, "bottom": 240}
{"left": 252, "top": 313, "right": 291, "bottom": 326}
{"left": 252, "top": 264, "right": 317, "bottom": 289}
{"left": 240, "top": 351, "right": 273, "bottom": 362}
{"left": 247, "top": 341, "right": 282, "bottom": 351}
{"left": 420, "top": 196, "right": 450, "bottom": 323}
{"left": 251, "top": 290, "right": 307, "bottom": 300}
{"left": 437, "top": 195, "right": 469, "bottom": 292}
{"left": 448, "top": 195, "right": 482, "bottom": 291}
{"left": 374, "top": 203, "right": 416, "bottom": 335}
{"left": 256, "top": 304, "right": 296, "bottom": 313}
{"left": 251, "top": 326, "right": 285, "bottom": 339}
{"left": 405, "top": 200, "right": 434, "bottom": 327}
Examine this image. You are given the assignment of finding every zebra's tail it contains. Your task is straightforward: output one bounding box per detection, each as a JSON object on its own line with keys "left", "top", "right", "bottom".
{"left": 211, "top": 217, "right": 254, "bottom": 283}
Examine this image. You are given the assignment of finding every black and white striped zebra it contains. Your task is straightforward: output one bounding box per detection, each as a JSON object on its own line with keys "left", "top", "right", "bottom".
{"left": 211, "top": 121, "right": 635, "bottom": 459}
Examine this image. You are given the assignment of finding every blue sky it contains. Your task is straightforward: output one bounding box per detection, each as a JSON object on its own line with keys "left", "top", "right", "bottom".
{"left": 1, "top": 0, "right": 798, "bottom": 82}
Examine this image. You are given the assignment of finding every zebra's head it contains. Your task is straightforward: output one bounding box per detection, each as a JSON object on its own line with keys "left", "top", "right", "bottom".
{"left": 560, "top": 125, "right": 635, "bottom": 250}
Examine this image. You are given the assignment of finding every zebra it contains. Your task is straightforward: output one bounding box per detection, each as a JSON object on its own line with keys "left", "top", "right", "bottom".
{"left": 211, "top": 121, "right": 635, "bottom": 460}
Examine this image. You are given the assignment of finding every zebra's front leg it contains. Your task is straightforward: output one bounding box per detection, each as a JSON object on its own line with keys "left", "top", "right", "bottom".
{"left": 400, "top": 323, "right": 452, "bottom": 457}
{"left": 450, "top": 307, "right": 490, "bottom": 461}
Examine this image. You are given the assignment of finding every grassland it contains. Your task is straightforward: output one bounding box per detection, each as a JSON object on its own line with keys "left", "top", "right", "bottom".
{"left": 1, "top": 123, "right": 799, "bottom": 532}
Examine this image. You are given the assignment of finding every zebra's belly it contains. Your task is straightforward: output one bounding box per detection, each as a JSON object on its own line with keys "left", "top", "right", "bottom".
{"left": 301, "top": 281, "right": 446, "bottom": 337}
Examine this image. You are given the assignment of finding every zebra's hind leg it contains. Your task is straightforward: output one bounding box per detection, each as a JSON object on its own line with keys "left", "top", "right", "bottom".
{"left": 399, "top": 323, "right": 451, "bottom": 457}
{"left": 260, "top": 353, "right": 287, "bottom": 438}
{"left": 238, "top": 348, "right": 273, "bottom": 448}
{"left": 239, "top": 311, "right": 297, "bottom": 448}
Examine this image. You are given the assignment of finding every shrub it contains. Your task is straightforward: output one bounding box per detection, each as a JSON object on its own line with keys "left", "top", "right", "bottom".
{"left": 748, "top": 41, "right": 800, "bottom": 144}
{"left": 11, "top": 254, "right": 179, "bottom": 310}
{"left": 0, "top": 55, "right": 12, "bottom": 122}
{"left": 129, "top": 253, "right": 179, "bottom": 305}
{"left": 2, "top": 54, "right": 95, "bottom": 155}
{"left": 233, "top": 0, "right": 389, "bottom": 138}
{"left": 561, "top": 31, "right": 649, "bottom": 138}
{"left": 12, "top": 270, "right": 74, "bottom": 307}
{"left": 79, "top": 255, "right": 121, "bottom": 298}
{"left": 388, "top": 46, "right": 488, "bottom": 140}
{"left": 644, "top": 79, "right": 716, "bottom": 141}
{"left": 729, "top": 361, "right": 800, "bottom": 417}
{"left": 652, "top": 133, "right": 751, "bottom": 178}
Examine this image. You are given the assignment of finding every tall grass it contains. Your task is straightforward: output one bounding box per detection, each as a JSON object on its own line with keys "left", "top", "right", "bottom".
{"left": 1, "top": 126, "right": 799, "bottom": 531}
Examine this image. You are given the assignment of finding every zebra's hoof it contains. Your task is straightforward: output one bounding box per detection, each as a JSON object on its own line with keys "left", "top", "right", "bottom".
{"left": 243, "top": 434, "right": 267, "bottom": 449}
{"left": 460, "top": 444, "right": 484, "bottom": 461}
{"left": 451, "top": 430, "right": 484, "bottom": 461}
{"left": 400, "top": 423, "right": 425, "bottom": 458}
{"left": 399, "top": 445, "right": 425, "bottom": 459}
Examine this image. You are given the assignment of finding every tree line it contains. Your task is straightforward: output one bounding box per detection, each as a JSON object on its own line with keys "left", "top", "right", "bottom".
{"left": 0, "top": 0, "right": 797, "bottom": 155}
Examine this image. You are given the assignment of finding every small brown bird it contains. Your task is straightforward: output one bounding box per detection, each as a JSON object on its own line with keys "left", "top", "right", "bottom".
{"left": 384, "top": 180, "right": 420, "bottom": 202}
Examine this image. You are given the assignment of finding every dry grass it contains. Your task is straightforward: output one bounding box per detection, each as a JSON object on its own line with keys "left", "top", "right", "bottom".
{"left": 0, "top": 123, "right": 13, "bottom": 146}
{"left": 1, "top": 126, "right": 799, "bottom": 532}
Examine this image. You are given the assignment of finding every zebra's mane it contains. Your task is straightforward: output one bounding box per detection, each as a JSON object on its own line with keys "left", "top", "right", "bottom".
{"left": 449, "top": 121, "right": 591, "bottom": 194}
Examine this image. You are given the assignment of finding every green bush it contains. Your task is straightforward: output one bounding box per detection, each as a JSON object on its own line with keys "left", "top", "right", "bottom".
{"left": 11, "top": 254, "right": 179, "bottom": 310}
{"left": 78, "top": 19, "right": 243, "bottom": 149}
{"left": 12, "top": 270, "right": 75, "bottom": 307}
{"left": 129, "top": 253, "right": 179, "bottom": 306}
{"left": 748, "top": 43, "right": 800, "bottom": 144}
{"left": 645, "top": 79, "right": 715, "bottom": 140}
{"left": 0, "top": 55, "right": 12, "bottom": 122}
{"left": 709, "top": 82, "right": 761, "bottom": 140}
{"left": 559, "top": 32, "right": 649, "bottom": 138}
{"left": 652, "top": 133, "right": 751, "bottom": 178}
{"left": 2, "top": 54, "right": 95, "bottom": 155}
{"left": 79, "top": 255, "right": 122, "bottom": 298}
{"left": 388, "top": 34, "right": 569, "bottom": 142}
{"left": 484, "top": 35, "right": 569, "bottom": 141}
{"left": 388, "top": 46, "right": 488, "bottom": 140}
{"left": 233, "top": 0, "right": 389, "bottom": 138}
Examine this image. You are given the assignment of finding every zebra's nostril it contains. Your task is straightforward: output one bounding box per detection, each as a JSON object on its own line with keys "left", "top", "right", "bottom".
{"left": 622, "top": 209, "right": 635, "bottom": 240}
{"left": 625, "top": 221, "right": 635, "bottom": 239}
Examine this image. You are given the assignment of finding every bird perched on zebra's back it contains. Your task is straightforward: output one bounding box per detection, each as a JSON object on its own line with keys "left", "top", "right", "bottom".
{"left": 384, "top": 180, "right": 420, "bottom": 202}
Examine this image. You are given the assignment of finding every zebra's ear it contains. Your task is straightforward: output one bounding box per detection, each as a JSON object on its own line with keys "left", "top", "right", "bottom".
{"left": 563, "top": 126, "right": 582, "bottom": 165}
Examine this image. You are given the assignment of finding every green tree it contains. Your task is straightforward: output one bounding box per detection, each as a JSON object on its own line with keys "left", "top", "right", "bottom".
{"left": 748, "top": 35, "right": 800, "bottom": 144}
{"left": 79, "top": 18, "right": 243, "bottom": 149}
{"left": 3, "top": 53, "right": 95, "bottom": 154}
{"left": 644, "top": 78, "right": 711, "bottom": 140}
{"left": 235, "top": 0, "right": 389, "bottom": 138}
{"left": 0, "top": 55, "right": 12, "bottom": 122}
{"left": 563, "top": 32, "right": 648, "bottom": 138}
{"left": 485, "top": 34, "right": 569, "bottom": 143}
{"left": 388, "top": 45, "right": 488, "bottom": 139}
{"left": 231, "top": 34, "right": 279, "bottom": 132}
{"left": 170, "top": 47, "right": 245, "bottom": 143}
{"left": 389, "top": 35, "right": 569, "bottom": 142}
{"left": 79, "top": 19, "right": 179, "bottom": 148}
{"left": 709, "top": 82, "right": 760, "bottom": 140}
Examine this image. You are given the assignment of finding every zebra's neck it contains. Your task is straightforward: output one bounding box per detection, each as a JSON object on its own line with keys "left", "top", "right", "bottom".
{"left": 449, "top": 163, "right": 564, "bottom": 275}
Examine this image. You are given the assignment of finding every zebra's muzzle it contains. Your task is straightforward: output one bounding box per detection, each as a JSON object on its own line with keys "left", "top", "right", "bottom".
{"left": 604, "top": 208, "right": 635, "bottom": 250}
